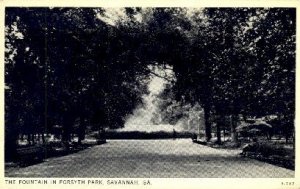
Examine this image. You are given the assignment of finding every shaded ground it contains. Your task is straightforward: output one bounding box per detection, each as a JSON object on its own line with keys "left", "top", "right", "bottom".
{"left": 5, "top": 139, "right": 294, "bottom": 178}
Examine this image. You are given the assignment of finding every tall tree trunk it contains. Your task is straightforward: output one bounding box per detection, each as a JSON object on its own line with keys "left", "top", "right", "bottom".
{"left": 5, "top": 122, "right": 19, "bottom": 161}
{"left": 292, "top": 131, "right": 295, "bottom": 151}
{"left": 216, "top": 115, "right": 223, "bottom": 144}
{"left": 41, "top": 133, "right": 45, "bottom": 144}
{"left": 27, "top": 134, "right": 31, "bottom": 145}
{"left": 216, "top": 123, "right": 221, "bottom": 144}
{"left": 37, "top": 133, "right": 41, "bottom": 142}
{"left": 217, "top": 114, "right": 225, "bottom": 144}
{"left": 62, "top": 115, "right": 74, "bottom": 143}
{"left": 230, "top": 114, "right": 238, "bottom": 143}
{"left": 223, "top": 127, "right": 226, "bottom": 141}
{"left": 62, "top": 125, "right": 71, "bottom": 142}
{"left": 31, "top": 133, "right": 35, "bottom": 144}
{"left": 78, "top": 116, "right": 86, "bottom": 145}
{"left": 204, "top": 105, "right": 212, "bottom": 141}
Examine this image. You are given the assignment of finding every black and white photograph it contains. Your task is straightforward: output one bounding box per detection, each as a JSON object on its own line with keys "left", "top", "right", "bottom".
{"left": 4, "top": 6, "right": 296, "bottom": 179}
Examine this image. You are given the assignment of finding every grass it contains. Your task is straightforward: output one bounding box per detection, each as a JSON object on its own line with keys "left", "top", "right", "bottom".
{"left": 193, "top": 136, "right": 295, "bottom": 170}
{"left": 241, "top": 141, "right": 295, "bottom": 170}
{"left": 7, "top": 140, "right": 98, "bottom": 167}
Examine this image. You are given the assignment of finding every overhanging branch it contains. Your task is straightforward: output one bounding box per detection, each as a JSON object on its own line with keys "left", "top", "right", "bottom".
{"left": 148, "top": 70, "right": 173, "bottom": 82}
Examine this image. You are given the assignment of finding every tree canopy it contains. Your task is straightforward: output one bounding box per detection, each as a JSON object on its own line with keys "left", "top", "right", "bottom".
{"left": 5, "top": 8, "right": 295, "bottom": 159}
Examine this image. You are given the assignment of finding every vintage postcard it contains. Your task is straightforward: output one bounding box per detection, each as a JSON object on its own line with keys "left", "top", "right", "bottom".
{"left": 0, "top": 0, "right": 299, "bottom": 189}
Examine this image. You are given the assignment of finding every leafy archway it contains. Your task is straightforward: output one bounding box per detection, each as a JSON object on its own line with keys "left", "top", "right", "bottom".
{"left": 5, "top": 8, "right": 295, "bottom": 160}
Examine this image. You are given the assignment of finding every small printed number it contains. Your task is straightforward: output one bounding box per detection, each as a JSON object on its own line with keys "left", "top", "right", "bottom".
{"left": 281, "top": 182, "right": 294, "bottom": 186}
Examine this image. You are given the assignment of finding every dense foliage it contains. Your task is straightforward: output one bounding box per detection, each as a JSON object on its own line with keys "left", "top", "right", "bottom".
{"left": 5, "top": 8, "right": 295, "bottom": 159}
